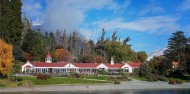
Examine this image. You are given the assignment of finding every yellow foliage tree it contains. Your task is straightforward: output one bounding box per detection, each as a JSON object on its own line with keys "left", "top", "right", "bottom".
{"left": 0, "top": 39, "right": 13, "bottom": 76}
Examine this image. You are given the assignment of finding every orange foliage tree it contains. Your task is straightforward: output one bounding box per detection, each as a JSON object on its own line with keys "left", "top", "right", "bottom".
{"left": 22, "top": 51, "right": 32, "bottom": 61}
{"left": 54, "top": 48, "right": 72, "bottom": 62}
{"left": 0, "top": 39, "right": 13, "bottom": 76}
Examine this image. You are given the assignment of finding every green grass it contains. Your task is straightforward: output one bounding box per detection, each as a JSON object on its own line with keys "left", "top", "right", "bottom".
{"left": 0, "top": 79, "right": 19, "bottom": 88}
{"left": 132, "top": 76, "right": 148, "bottom": 81}
{"left": 81, "top": 75, "right": 108, "bottom": 80}
{"left": 21, "top": 76, "right": 111, "bottom": 85}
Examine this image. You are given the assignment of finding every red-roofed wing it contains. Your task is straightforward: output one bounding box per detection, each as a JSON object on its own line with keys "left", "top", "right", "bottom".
{"left": 73, "top": 63, "right": 99, "bottom": 68}
{"left": 105, "top": 63, "right": 125, "bottom": 69}
{"left": 127, "top": 62, "right": 142, "bottom": 68}
{"left": 30, "top": 62, "right": 67, "bottom": 67}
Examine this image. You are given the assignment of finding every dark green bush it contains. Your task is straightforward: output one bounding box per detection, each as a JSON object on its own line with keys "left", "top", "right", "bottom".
{"left": 10, "top": 76, "right": 23, "bottom": 81}
{"left": 17, "top": 77, "right": 23, "bottom": 81}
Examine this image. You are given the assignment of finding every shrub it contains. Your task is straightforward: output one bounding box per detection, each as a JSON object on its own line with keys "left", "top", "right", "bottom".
{"left": 168, "top": 79, "right": 183, "bottom": 84}
{"left": 10, "top": 76, "right": 23, "bottom": 81}
{"left": 37, "top": 73, "right": 51, "bottom": 80}
{"left": 71, "top": 72, "right": 80, "bottom": 78}
{"left": 16, "top": 77, "right": 23, "bottom": 81}
{"left": 146, "top": 74, "right": 158, "bottom": 82}
{"left": 17, "top": 82, "right": 23, "bottom": 87}
{"left": 168, "top": 80, "right": 177, "bottom": 84}
{"left": 176, "top": 79, "right": 183, "bottom": 84}
{"left": 113, "top": 80, "right": 121, "bottom": 84}
{"left": 158, "top": 76, "right": 167, "bottom": 81}
{"left": 106, "top": 76, "right": 115, "bottom": 81}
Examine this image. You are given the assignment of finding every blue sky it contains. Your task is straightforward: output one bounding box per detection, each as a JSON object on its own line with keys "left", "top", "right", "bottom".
{"left": 22, "top": 0, "right": 190, "bottom": 54}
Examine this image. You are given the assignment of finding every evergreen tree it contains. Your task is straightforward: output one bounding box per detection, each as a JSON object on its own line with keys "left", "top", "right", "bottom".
{"left": 0, "top": 0, "right": 11, "bottom": 43}
{"left": 72, "top": 31, "right": 78, "bottom": 55}
{"left": 164, "top": 31, "right": 188, "bottom": 62}
{"left": 9, "top": 0, "right": 23, "bottom": 45}
{"left": 164, "top": 31, "right": 189, "bottom": 76}
{"left": 68, "top": 33, "right": 73, "bottom": 52}
{"left": 49, "top": 32, "right": 56, "bottom": 52}
{"left": 63, "top": 29, "right": 67, "bottom": 50}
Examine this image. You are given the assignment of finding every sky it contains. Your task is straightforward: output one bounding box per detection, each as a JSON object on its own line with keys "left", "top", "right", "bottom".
{"left": 21, "top": 0, "right": 190, "bottom": 54}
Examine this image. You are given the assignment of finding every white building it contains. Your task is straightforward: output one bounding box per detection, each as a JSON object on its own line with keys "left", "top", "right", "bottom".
{"left": 21, "top": 53, "right": 141, "bottom": 74}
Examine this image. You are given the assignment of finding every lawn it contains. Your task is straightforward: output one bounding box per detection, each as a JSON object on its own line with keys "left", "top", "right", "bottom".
{"left": 21, "top": 76, "right": 111, "bottom": 85}
{"left": 81, "top": 75, "right": 108, "bottom": 80}
{"left": 0, "top": 79, "right": 19, "bottom": 88}
{"left": 132, "top": 76, "right": 148, "bottom": 81}
{"left": 0, "top": 76, "right": 111, "bottom": 88}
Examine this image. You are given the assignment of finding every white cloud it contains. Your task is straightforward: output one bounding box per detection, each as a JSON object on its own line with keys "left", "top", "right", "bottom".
{"left": 22, "top": 0, "right": 43, "bottom": 24}
{"left": 93, "top": 16, "right": 180, "bottom": 34}
{"left": 139, "top": 0, "right": 165, "bottom": 16}
{"left": 179, "top": 0, "right": 190, "bottom": 11}
{"left": 140, "top": 6, "right": 165, "bottom": 16}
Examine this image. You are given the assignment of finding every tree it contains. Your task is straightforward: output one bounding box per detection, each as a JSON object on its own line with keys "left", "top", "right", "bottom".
{"left": 54, "top": 48, "right": 72, "bottom": 62}
{"left": 0, "top": 39, "right": 13, "bottom": 76}
{"left": 0, "top": 0, "right": 11, "bottom": 43}
{"left": 123, "top": 37, "right": 131, "bottom": 47}
{"left": 20, "top": 16, "right": 31, "bottom": 46}
{"left": 137, "top": 51, "right": 148, "bottom": 62}
{"left": 79, "top": 54, "right": 95, "bottom": 63}
{"left": 139, "top": 63, "right": 152, "bottom": 77}
{"left": 49, "top": 32, "right": 56, "bottom": 52}
{"left": 111, "top": 31, "right": 118, "bottom": 41}
{"left": 13, "top": 45, "right": 24, "bottom": 61}
{"left": 9, "top": 0, "right": 23, "bottom": 45}
{"left": 63, "top": 29, "right": 67, "bottom": 50}
{"left": 164, "top": 31, "right": 188, "bottom": 74}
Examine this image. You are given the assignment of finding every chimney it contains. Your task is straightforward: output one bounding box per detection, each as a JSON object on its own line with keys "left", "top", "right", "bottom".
{"left": 110, "top": 56, "right": 114, "bottom": 65}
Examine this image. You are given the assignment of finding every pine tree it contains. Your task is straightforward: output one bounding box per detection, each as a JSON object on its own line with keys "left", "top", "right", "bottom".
{"left": 9, "top": 0, "right": 23, "bottom": 45}
{"left": 0, "top": 0, "right": 11, "bottom": 43}
{"left": 164, "top": 31, "right": 188, "bottom": 62}
{"left": 49, "top": 32, "right": 56, "bottom": 52}
{"left": 63, "top": 29, "right": 67, "bottom": 50}
{"left": 164, "top": 31, "right": 188, "bottom": 75}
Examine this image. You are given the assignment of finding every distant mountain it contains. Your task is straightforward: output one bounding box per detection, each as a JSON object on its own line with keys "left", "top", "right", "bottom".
{"left": 32, "top": 24, "right": 43, "bottom": 31}
{"left": 147, "top": 48, "right": 167, "bottom": 61}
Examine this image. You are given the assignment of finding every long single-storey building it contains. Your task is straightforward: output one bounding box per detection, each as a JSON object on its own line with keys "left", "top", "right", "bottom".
{"left": 21, "top": 53, "right": 142, "bottom": 74}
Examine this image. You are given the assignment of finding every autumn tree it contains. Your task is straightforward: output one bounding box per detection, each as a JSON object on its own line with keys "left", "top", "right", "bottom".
{"left": 137, "top": 51, "right": 148, "bottom": 62}
{"left": 0, "top": 39, "right": 13, "bottom": 76}
{"left": 54, "top": 48, "right": 72, "bottom": 62}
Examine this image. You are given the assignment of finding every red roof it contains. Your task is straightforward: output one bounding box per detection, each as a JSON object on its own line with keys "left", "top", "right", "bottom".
{"left": 46, "top": 53, "right": 52, "bottom": 58}
{"left": 30, "top": 62, "right": 67, "bottom": 67}
{"left": 105, "top": 63, "right": 124, "bottom": 68}
{"left": 73, "top": 63, "right": 99, "bottom": 68}
{"left": 127, "top": 62, "right": 142, "bottom": 68}
{"left": 25, "top": 65, "right": 32, "bottom": 68}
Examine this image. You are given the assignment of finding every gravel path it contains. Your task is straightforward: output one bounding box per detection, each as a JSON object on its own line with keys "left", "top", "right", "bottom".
{"left": 1, "top": 79, "right": 190, "bottom": 92}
